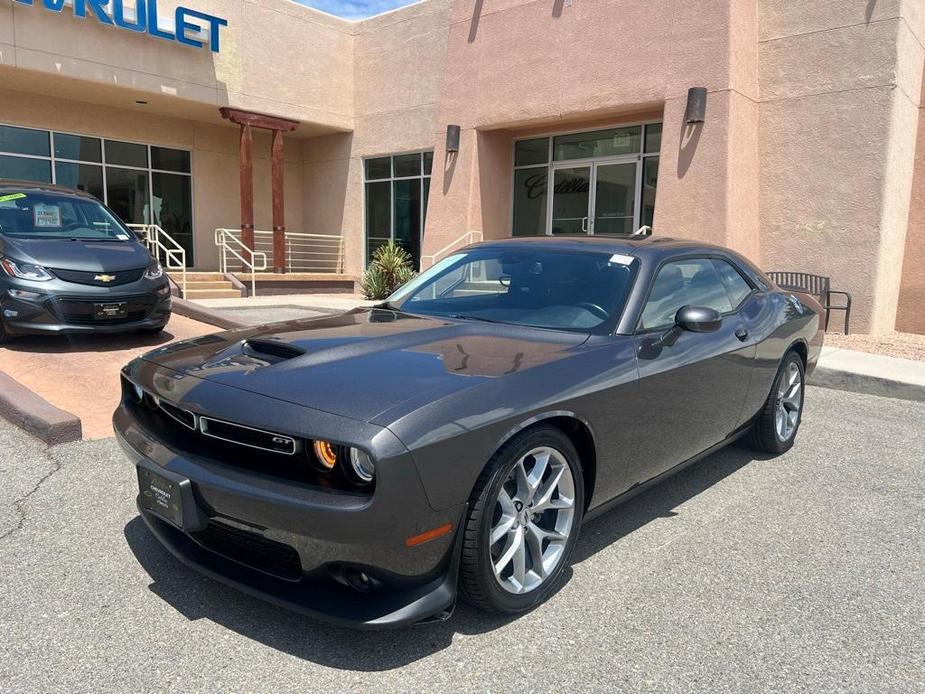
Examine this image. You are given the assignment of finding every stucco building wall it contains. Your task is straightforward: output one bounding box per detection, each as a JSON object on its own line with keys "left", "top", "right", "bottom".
{"left": 0, "top": 0, "right": 923, "bottom": 333}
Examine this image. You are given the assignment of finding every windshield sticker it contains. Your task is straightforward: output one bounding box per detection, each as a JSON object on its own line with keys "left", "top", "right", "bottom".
{"left": 608, "top": 253, "right": 634, "bottom": 266}
{"left": 33, "top": 204, "right": 62, "bottom": 228}
{"left": 0, "top": 193, "right": 26, "bottom": 203}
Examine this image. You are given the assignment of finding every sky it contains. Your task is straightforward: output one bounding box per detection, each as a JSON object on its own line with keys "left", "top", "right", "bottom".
{"left": 295, "top": 0, "right": 420, "bottom": 20}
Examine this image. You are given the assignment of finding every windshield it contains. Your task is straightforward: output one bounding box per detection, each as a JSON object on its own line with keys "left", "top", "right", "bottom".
{"left": 0, "top": 191, "right": 134, "bottom": 241}
{"left": 387, "top": 247, "right": 638, "bottom": 332}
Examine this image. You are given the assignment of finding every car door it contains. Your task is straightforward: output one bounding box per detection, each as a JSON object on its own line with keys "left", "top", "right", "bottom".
{"left": 629, "top": 256, "right": 757, "bottom": 484}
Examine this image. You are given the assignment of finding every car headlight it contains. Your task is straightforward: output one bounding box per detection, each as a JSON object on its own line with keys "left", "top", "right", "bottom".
{"left": 0, "top": 257, "right": 54, "bottom": 282}
{"left": 144, "top": 261, "right": 164, "bottom": 280}
{"left": 349, "top": 448, "right": 376, "bottom": 484}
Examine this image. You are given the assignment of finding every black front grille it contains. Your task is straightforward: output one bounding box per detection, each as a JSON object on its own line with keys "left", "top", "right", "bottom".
{"left": 159, "top": 401, "right": 196, "bottom": 430}
{"left": 48, "top": 294, "right": 156, "bottom": 324}
{"left": 51, "top": 267, "right": 146, "bottom": 287}
{"left": 191, "top": 520, "right": 302, "bottom": 581}
{"left": 200, "top": 416, "right": 298, "bottom": 455}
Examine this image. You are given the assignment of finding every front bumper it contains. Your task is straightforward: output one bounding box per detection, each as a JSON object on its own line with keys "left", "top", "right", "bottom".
{"left": 0, "top": 279, "right": 170, "bottom": 336}
{"left": 113, "top": 390, "right": 465, "bottom": 629}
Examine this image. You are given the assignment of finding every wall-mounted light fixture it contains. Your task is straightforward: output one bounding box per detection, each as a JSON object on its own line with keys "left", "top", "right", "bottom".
{"left": 684, "top": 87, "right": 707, "bottom": 124}
{"left": 446, "top": 124, "right": 461, "bottom": 154}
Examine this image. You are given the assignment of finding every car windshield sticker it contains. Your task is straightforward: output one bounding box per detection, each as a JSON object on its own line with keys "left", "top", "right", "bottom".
{"left": 0, "top": 193, "right": 26, "bottom": 204}
{"left": 33, "top": 204, "right": 62, "bottom": 228}
{"left": 609, "top": 253, "right": 634, "bottom": 266}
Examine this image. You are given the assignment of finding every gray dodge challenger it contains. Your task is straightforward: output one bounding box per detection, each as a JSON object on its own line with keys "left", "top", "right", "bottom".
{"left": 114, "top": 236, "right": 824, "bottom": 628}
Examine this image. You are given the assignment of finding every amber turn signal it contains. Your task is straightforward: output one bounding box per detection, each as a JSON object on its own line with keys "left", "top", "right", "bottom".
{"left": 313, "top": 440, "right": 338, "bottom": 470}
{"left": 405, "top": 523, "right": 453, "bottom": 547}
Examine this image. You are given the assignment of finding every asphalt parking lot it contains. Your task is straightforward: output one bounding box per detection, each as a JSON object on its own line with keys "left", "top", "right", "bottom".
{"left": 0, "top": 386, "right": 922, "bottom": 693}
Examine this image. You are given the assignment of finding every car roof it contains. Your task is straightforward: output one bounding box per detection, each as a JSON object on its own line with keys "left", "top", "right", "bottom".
{"left": 0, "top": 179, "right": 99, "bottom": 200}
{"left": 466, "top": 234, "right": 733, "bottom": 261}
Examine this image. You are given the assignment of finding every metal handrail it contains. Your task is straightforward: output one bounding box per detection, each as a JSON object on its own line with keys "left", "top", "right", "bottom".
{"left": 214, "top": 228, "right": 268, "bottom": 298}
{"left": 222, "top": 229, "right": 344, "bottom": 274}
{"left": 128, "top": 223, "right": 187, "bottom": 298}
{"left": 420, "top": 230, "right": 484, "bottom": 269}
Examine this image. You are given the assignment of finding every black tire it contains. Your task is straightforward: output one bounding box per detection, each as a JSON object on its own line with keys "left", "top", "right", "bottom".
{"left": 0, "top": 318, "right": 11, "bottom": 345}
{"left": 748, "top": 350, "right": 805, "bottom": 454}
{"left": 459, "top": 425, "right": 585, "bottom": 614}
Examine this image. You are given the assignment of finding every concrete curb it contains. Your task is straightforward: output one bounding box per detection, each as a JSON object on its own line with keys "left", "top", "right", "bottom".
{"left": 809, "top": 367, "right": 925, "bottom": 403}
{"left": 0, "top": 371, "right": 82, "bottom": 445}
{"left": 170, "top": 297, "right": 248, "bottom": 330}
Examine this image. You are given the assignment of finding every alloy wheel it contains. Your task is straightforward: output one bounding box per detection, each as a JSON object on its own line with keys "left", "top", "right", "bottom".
{"left": 489, "top": 446, "right": 576, "bottom": 594}
{"left": 775, "top": 361, "right": 802, "bottom": 441}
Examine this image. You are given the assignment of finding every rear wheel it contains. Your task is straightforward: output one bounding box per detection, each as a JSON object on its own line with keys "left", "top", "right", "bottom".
{"left": 748, "top": 350, "right": 805, "bottom": 453}
{"left": 459, "top": 426, "right": 584, "bottom": 614}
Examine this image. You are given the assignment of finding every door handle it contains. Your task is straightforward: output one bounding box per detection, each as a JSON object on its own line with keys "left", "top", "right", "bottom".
{"left": 735, "top": 328, "right": 749, "bottom": 342}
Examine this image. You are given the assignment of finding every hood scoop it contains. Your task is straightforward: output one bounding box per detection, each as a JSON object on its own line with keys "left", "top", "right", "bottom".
{"left": 242, "top": 338, "right": 307, "bottom": 362}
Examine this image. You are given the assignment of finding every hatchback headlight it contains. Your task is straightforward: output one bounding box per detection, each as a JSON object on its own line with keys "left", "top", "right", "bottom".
{"left": 0, "top": 257, "right": 53, "bottom": 282}
{"left": 144, "top": 261, "right": 164, "bottom": 280}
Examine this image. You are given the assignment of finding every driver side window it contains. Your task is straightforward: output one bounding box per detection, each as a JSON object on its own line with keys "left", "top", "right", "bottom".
{"left": 641, "top": 258, "right": 733, "bottom": 330}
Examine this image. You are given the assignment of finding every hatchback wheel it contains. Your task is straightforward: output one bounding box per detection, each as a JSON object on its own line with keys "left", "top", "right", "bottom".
{"left": 749, "top": 350, "right": 805, "bottom": 453}
{"left": 459, "top": 426, "right": 584, "bottom": 614}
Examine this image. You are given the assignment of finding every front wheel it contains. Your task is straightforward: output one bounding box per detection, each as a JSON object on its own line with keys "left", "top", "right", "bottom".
{"left": 748, "top": 350, "right": 805, "bottom": 454}
{"left": 459, "top": 426, "right": 584, "bottom": 614}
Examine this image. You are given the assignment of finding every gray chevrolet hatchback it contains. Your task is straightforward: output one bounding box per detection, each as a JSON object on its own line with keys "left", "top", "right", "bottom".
{"left": 0, "top": 180, "right": 171, "bottom": 343}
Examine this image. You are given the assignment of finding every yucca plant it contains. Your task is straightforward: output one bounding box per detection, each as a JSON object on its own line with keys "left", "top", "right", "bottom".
{"left": 361, "top": 242, "right": 416, "bottom": 300}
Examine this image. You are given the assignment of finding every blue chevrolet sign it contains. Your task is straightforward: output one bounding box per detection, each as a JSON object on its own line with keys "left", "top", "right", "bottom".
{"left": 14, "top": 0, "right": 228, "bottom": 53}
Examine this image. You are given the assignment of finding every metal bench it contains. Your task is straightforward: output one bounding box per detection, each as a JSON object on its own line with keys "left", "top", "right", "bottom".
{"left": 766, "top": 271, "right": 852, "bottom": 334}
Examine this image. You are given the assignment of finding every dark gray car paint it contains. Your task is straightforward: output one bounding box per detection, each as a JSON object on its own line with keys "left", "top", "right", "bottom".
{"left": 0, "top": 180, "right": 170, "bottom": 336}
{"left": 115, "top": 235, "right": 824, "bottom": 627}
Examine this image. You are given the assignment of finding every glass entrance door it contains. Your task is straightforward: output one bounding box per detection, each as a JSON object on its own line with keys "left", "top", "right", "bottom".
{"left": 550, "top": 166, "right": 591, "bottom": 235}
{"left": 548, "top": 159, "right": 639, "bottom": 236}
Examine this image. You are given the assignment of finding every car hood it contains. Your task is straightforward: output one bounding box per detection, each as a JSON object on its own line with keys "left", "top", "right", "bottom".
{"left": 0, "top": 234, "right": 150, "bottom": 272}
{"left": 141, "top": 308, "right": 589, "bottom": 422}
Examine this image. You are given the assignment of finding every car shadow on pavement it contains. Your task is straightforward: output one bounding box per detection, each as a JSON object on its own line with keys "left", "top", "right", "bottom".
{"left": 0, "top": 330, "right": 178, "bottom": 354}
{"left": 123, "top": 442, "right": 769, "bottom": 671}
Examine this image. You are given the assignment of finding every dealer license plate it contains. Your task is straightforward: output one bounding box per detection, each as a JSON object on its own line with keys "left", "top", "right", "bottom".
{"left": 137, "top": 467, "right": 183, "bottom": 528}
{"left": 94, "top": 302, "right": 127, "bottom": 320}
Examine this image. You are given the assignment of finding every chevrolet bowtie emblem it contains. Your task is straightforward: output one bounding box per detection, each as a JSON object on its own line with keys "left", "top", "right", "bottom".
{"left": 94, "top": 274, "right": 116, "bottom": 283}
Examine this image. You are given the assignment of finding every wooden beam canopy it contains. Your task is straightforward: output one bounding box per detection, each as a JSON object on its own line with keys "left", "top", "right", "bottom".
{"left": 219, "top": 107, "right": 300, "bottom": 273}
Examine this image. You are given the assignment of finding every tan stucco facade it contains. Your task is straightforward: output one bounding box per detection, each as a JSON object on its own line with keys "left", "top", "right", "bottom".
{"left": 0, "top": 0, "right": 923, "bottom": 333}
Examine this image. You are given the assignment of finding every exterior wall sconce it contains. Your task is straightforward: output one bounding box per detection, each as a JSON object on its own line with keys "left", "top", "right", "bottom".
{"left": 446, "top": 124, "right": 461, "bottom": 153}
{"left": 684, "top": 87, "right": 707, "bottom": 124}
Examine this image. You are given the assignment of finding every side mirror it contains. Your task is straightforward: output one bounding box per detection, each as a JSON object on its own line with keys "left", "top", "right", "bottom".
{"left": 675, "top": 305, "right": 722, "bottom": 333}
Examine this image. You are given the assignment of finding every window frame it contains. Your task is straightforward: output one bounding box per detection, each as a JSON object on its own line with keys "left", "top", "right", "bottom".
{"left": 632, "top": 253, "right": 759, "bottom": 335}
{"left": 0, "top": 123, "right": 195, "bottom": 261}
{"left": 362, "top": 149, "right": 433, "bottom": 269}
{"left": 510, "top": 119, "right": 663, "bottom": 238}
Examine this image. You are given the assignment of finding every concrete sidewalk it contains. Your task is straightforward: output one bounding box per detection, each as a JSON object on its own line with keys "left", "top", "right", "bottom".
{"left": 811, "top": 346, "right": 925, "bottom": 402}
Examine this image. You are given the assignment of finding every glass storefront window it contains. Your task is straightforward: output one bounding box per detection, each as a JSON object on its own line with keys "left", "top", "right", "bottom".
{"left": 393, "top": 153, "right": 421, "bottom": 178}
{"left": 151, "top": 146, "right": 191, "bottom": 174}
{"left": 54, "top": 133, "right": 102, "bottom": 162}
{"left": 512, "top": 169, "right": 547, "bottom": 236}
{"left": 365, "top": 181, "right": 391, "bottom": 262}
{"left": 363, "top": 151, "right": 433, "bottom": 268}
{"left": 644, "top": 123, "right": 662, "bottom": 155}
{"left": 0, "top": 154, "right": 51, "bottom": 183}
{"left": 105, "top": 140, "right": 148, "bottom": 168}
{"left": 513, "top": 121, "right": 660, "bottom": 237}
{"left": 553, "top": 126, "right": 641, "bottom": 161}
{"left": 515, "top": 138, "right": 549, "bottom": 166}
{"left": 365, "top": 157, "right": 391, "bottom": 180}
{"left": 106, "top": 167, "right": 150, "bottom": 224}
{"left": 55, "top": 162, "right": 104, "bottom": 200}
{"left": 0, "top": 125, "right": 50, "bottom": 157}
{"left": 642, "top": 156, "right": 659, "bottom": 227}
{"left": 0, "top": 124, "right": 194, "bottom": 265}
